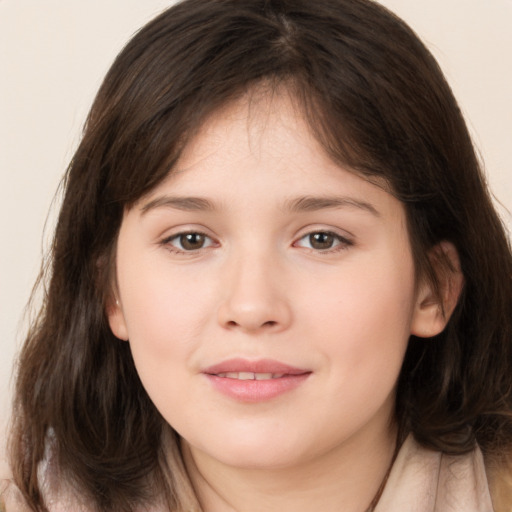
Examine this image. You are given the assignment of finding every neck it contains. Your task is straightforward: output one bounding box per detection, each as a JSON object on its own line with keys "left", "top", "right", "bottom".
{"left": 181, "top": 423, "right": 398, "bottom": 512}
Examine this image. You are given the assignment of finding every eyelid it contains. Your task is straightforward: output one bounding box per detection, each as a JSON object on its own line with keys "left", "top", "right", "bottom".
{"left": 160, "top": 228, "right": 219, "bottom": 254}
{"left": 157, "top": 225, "right": 354, "bottom": 255}
{"left": 293, "top": 228, "right": 354, "bottom": 252}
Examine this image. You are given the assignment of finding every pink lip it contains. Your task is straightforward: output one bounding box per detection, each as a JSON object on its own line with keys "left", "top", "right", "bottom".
{"left": 203, "top": 358, "right": 309, "bottom": 375}
{"left": 202, "top": 358, "right": 311, "bottom": 403}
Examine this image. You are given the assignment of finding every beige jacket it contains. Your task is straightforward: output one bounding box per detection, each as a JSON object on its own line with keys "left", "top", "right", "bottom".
{"left": 375, "top": 435, "right": 494, "bottom": 511}
{"left": 0, "top": 436, "right": 502, "bottom": 511}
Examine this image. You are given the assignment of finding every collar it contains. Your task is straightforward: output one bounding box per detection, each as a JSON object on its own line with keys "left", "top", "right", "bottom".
{"left": 375, "top": 434, "right": 494, "bottom": 511}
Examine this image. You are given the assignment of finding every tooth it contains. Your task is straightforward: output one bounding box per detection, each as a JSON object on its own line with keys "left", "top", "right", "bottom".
{"left": 255, "top": 373, "right": 273, "bottom": 380}
{"left": 272, "top": 374, "right": 284, "bottom": 378}
{"left": 226, "top": 372, "right": 239, "bottom": 379}
{"left": 238, "top": 372, "right": 255, "bottom": 380}
{"left": 217, "top": 373, "right": 227, "bottom": 378}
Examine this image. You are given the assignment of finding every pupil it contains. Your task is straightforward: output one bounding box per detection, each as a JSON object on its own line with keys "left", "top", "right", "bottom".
{"left": 310, "top": 232, "right": 334, "bottom": 249}
{"left": 181, "top": 233, "right": 205, "bottom": 250}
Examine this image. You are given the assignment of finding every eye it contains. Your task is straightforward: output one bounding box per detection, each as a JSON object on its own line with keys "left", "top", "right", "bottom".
{"left": 163, "top": 232, "right": 216, "bottom": 252}
{"left": 295, "top": 231, "right": 352, "bottom": 252}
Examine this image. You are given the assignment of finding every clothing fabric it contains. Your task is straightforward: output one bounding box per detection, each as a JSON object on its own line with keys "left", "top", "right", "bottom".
{"left": 375, "top": 435, "right": 494, "bottom": 511}
{"left": 1, "top": 435, "right": 495, "bottom": 511}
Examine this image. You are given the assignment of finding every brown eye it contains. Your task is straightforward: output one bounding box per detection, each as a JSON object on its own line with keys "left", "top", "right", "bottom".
{"left": 164, "top": 232, "right": 214, "bottom": 252}
{"left": 179, "top": 233, "right": 207, "bottom": 250}
{"left": 294, "top": 231, "right": 352, "bottom": 252}
{"left": 309, "top": 232, "right": 335, "bottom": 250}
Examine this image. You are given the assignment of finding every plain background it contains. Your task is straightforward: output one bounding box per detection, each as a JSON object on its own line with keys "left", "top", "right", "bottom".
{"left": 1, "top": 0, "right": 511, "bottom": 472}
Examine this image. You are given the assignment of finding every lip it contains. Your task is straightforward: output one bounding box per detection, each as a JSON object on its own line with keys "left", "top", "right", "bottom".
{"left": 203, "top": 358, "right": 309, "bottom": 376}
{"left": 202, "top": 358, "right": 311, "bottom": 403}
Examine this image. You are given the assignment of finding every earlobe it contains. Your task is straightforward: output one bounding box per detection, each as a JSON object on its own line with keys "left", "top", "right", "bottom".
{"left": 107, "top": 298, "right": 129, "bottom": 341}
{"left": 410, "top": 241, "right": 464, "bottom": 338}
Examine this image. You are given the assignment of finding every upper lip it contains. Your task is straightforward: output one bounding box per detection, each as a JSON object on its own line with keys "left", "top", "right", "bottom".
{"left": 203, "top": 358, "right": 310, "bottom": 376}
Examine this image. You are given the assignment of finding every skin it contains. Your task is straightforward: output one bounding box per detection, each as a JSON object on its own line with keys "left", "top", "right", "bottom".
{"left": 108, "top": 89, "right": 456, "bottom": 511}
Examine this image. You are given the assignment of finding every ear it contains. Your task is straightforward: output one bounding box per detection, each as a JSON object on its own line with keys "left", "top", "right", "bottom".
{"left": 106, "top": 297, "right": 129, "bottom": 341}
{"left": 410, "top": 241, "right": 464, "bottom": 338}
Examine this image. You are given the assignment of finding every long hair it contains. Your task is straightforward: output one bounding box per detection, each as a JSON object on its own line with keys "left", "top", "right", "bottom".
{"left": 9, "top": 0, "right": 512, "bottom": 510}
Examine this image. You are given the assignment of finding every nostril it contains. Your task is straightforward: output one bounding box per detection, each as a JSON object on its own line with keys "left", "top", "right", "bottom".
{"left": 224, "top": 319, "right": 278, "bottom": 330}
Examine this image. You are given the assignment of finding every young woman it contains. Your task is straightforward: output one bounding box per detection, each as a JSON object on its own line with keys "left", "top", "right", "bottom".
{"left": 3, "top": 0, "right": 511, "bottom": 510}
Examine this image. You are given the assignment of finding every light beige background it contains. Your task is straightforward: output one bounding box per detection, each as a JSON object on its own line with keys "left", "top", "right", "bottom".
{"left": 1, "top": 0, "right": 511, "bottom": 473}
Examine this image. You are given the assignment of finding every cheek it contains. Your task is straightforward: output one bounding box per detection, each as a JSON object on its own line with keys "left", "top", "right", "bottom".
{"left": 115, "top": 257, "right": 218, "bottom": 412}
{"left": 118, "top": 251, "right": 214, "bottom": 349}
{"left": 301, "top": 250, "right": 416, "bottom": 382}
{"left": 305, "top": 250, "right": 415, "bottom": 332}
{"left": 117, "top": 265, "right": 214, "bottom": 424}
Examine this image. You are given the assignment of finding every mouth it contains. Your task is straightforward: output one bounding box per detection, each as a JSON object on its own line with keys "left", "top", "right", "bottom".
{"left": 202, "top": 358, "right": 311, "bottom": 402}
{"left": 214, "top": 372, "right": 287, "bottom": 380}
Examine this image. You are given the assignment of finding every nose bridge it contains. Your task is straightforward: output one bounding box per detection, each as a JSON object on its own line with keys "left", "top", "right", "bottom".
{"left": 218, "top": 241, "right": 291, "bottom": 332}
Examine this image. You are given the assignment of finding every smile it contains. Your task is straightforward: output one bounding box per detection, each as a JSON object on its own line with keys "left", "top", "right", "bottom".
{"left": 215, "top": 372, "right": 285, "bottom": 380}
{"left": 203, "top": 358, "right": 311, "bottom": 402}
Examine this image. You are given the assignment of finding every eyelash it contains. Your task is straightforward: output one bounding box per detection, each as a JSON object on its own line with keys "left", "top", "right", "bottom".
{"left": 160, "top": 230, "right": 354, "bottom": 255}
{"left": 294, "top": 231, "right": 354, "bottom": 253}
{"left": 160, "top": 231, "right": 216, "bottom": 254}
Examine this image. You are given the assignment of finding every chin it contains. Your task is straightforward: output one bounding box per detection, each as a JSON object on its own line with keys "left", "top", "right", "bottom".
{"left": 217, "top": 447, "right": 303, "bottom": 470}
{"left": 185, "top": 429, "right": 310, "bottom": 470}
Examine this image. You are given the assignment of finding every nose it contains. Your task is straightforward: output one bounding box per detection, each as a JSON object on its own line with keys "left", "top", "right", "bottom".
{"left": 217, "top": 251, "right": 292, "bottom": 334}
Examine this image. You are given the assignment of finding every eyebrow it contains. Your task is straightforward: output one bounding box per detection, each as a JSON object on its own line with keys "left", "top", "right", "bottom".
{"left": 140, "top": 194, "right": 380, "bottom": 216}
{"left": 140, "top": 196, "right": 215, "bottom": 214}
{"left": 284, "top": 195, "right": 380, "bottom": 216}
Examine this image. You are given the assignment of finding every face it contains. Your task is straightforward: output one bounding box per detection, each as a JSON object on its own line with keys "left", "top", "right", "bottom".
{"left": 109, "top": 90, "right": 433, "bottom": 472}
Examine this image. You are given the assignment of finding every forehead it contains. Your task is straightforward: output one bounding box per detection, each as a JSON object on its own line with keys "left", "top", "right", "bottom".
{"left": 139, "top": 89, "right": 395, "bottom": 214}
{"left": 128, "top": 89, "right": 408, "bottom": 237}
{"left": 176, "top": 88, "right": 309, "bottom": 171}
{"left": 153, "top": 91, "right": 348, "bottom": 179}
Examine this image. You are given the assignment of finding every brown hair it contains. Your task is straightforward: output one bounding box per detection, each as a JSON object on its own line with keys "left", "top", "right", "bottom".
{"left": 9, "top": 0, "right": 512, "bottom": 510}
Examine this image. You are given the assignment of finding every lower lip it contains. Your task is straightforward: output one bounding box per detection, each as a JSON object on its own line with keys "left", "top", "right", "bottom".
{"left": 205, "top": 374, "right": 311, "bottom": 402}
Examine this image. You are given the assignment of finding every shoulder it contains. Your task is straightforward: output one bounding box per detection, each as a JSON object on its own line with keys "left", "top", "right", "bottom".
{"left": 2, "top": 468, "right": 171, "bottom": 512}
{"left": 377, "top": 435, "right": 496, "bottom": 511}
{"left": 0, "top": 452, "right": 92, "bottom": 512}
{"left": 486, "top": 454, "right": 512, "bottom": 512}
{"left": 1, "top": 479, "right": 32, "bottom": 512}
{"left": 1, "top": 476, "right": 97, "bottom": 512}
